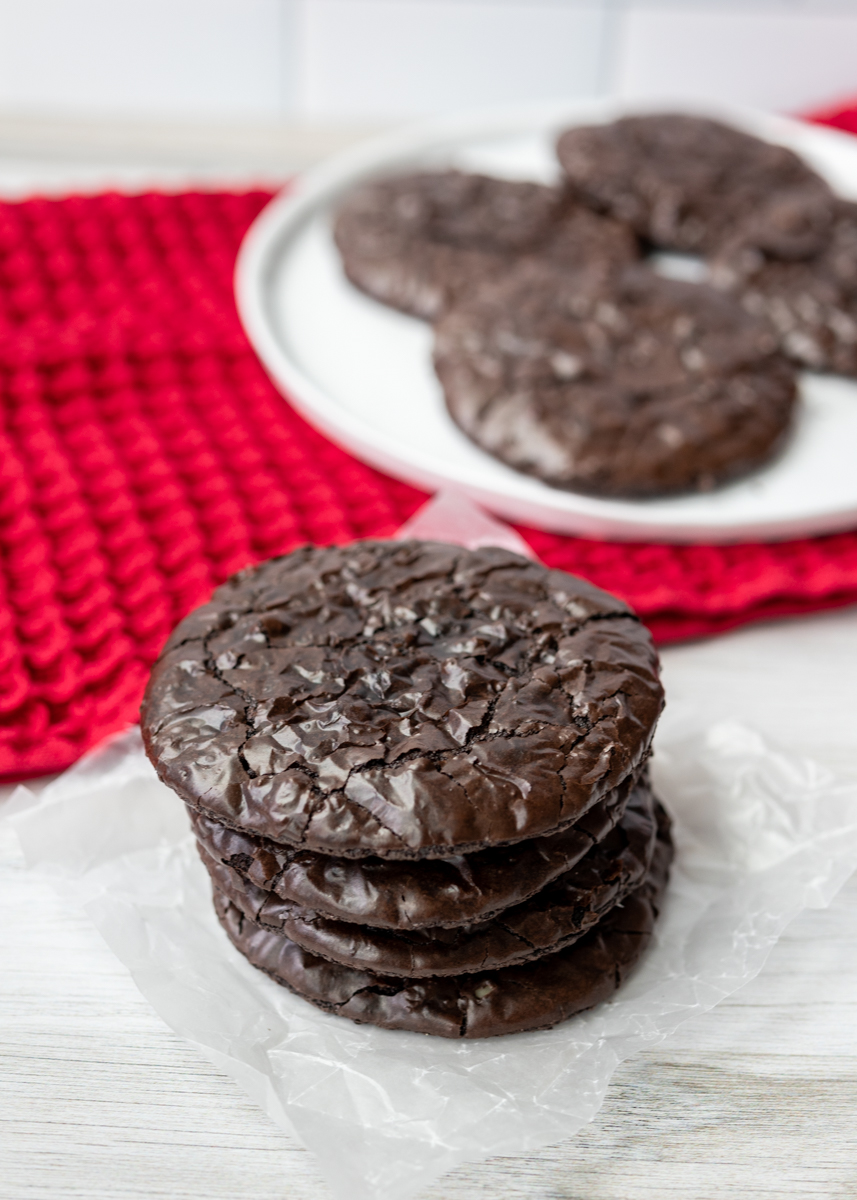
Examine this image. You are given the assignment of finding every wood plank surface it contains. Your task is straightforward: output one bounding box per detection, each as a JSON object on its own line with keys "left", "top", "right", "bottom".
{"left": 3, "top": 853, "right": 857, "bottom": 1200}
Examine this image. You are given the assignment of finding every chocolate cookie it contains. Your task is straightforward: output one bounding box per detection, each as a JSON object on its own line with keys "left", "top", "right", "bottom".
{"left": 711, "top": 199, "right": 857, "bottom": 376}
{"left": 333, "top": 170, "right": 638, "bottom": 320}
{"left": 198, "top": 785, "right": 660, "bottom": 978}
{"left": 141, "top": 541, "right": 663, "bottom": 858}
{"left": 434, "top": 259, "right": 798, "bottom": 498}
{"left": 556, "top": 113, "right": 835, "bottom": 256}
{"left": 189, "top": 767, "right": 637, "bottom": 931}
{"left": 213, "top": 805, "right": 673, "bottom": 1038}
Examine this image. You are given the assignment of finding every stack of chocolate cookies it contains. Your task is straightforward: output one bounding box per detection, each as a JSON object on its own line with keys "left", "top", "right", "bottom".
{"left": 141, "top": 540, "right": 672, "bottom": 1038}
{"left": 334, "top": 112, "right": 855, "bottom": 500}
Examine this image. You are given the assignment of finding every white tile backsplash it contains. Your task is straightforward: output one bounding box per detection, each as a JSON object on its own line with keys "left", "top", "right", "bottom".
{"left": 0, "top": 0, "right": 288, "bottom": 118}
{"left": 613, "top": 5, "right": 857, "bottom": 112}
{"left": 299, "top": 1, "right": 608, "bottom": 119}
{"left": 0, "top": 0, "right": 855, "bottom": 123}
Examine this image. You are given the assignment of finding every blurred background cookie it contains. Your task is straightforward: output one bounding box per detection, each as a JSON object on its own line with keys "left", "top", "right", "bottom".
{"left": 556, "top": 113, "right": 835, "bottom": 256}
{"left": 434, "top": 260, "right": 798, "bottom": 498}
{"left": 711, "top": 199, "right": 857, "bottom": 376}
{"left": 333, "top": 169, "right": 638, "bottom": 320}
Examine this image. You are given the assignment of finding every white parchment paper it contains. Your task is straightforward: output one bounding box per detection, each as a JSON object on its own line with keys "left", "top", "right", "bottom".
{"left": 6, "top": 494, "right": 857, "bottom": 1200}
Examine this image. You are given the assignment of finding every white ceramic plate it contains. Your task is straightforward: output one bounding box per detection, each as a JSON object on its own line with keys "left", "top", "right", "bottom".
{"left": 235, "top": 99, "right": 857, "bottom": 543}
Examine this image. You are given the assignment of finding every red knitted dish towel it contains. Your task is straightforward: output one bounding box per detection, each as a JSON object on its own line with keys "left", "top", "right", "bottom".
{"left": 3, "top": 110, "right": 857, "bottom": 779}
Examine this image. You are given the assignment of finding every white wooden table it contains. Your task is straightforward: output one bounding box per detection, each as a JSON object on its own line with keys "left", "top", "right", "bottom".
{"left": 2, "top": 124, "right": 857, "bottom": 1200}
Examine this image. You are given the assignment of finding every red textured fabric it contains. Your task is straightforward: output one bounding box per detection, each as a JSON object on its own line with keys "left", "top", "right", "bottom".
{"left": 3, "top": 112, "right": 857, "bottom": 779}
{"left": 807, "top": 97, "right": 857, "bottom": 138}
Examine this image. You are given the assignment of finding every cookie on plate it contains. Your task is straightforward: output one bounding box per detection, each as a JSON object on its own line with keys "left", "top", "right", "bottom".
{"left": 333, "top": 169, "right": 639, "bottom": 320}
{"left": 189, "top": 767, "right": 637, "bottom": 931}
{"left": 434, "top": 259, "right": 798, "bottom": 498}
{"left": 711, "top": 199, "right": 857, "bottom": 376}
{"left": 141, "top": 541, "right": 664, "bottom": 858}
{"left": 212, "top": 803, "right": 673, "bottom": 1038}
{"left": 556, "top": 113, "right": 835, "bottom": 256}
{"left": 198, "top": 782, "right": 661, "bottom": 977}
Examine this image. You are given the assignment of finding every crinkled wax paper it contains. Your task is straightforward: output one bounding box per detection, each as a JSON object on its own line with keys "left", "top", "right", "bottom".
{"left": 6, "top": 492, "right": 857, "bottom": 1200}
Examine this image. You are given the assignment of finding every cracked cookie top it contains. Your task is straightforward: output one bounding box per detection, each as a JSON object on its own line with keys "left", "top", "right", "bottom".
{"left": 140, "top": 540, "right": 664, "bottom": 858}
